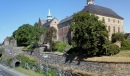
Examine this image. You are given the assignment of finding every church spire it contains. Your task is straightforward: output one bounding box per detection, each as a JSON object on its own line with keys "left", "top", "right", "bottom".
{"left": 47, "top": 8, "right": 52, "bottom": 20}
{"left": 87, "top": 0, "right": 94, "bottom": 5}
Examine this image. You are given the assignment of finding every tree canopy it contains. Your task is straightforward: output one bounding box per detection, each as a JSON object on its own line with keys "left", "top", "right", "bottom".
{"left": 111, "top": 32, "right": 124, "bottom": 43}
{"left": 44, "top": 26, "right": 57, "bottom": 45}
{"left": 13, "top": 23, "right": 47, "bottom": 46}
{"left": 70, "top": 12, "right": 109, "bottom": 56}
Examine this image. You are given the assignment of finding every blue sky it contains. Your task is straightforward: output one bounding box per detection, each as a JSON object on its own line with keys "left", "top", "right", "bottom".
{"left": 0, "top": 0, "right": 130, "bottom": 43}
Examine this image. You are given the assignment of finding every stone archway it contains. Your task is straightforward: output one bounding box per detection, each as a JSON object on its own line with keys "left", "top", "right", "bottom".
{"left": 15, "top": 61, "right": 20, "bottom": 67}
{"left": 12, "top": 60, "right": 21, "bottom": 67}
{"left": 0, "top": 54, "right": 2, "bottom": 57}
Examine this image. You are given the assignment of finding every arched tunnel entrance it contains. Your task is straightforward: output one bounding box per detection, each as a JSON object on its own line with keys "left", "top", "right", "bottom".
{"left": 15, "top": 61, "right": 20, "bottom": 67}
{"left": 0, "top": 54, "right": 2, "bottom": 57}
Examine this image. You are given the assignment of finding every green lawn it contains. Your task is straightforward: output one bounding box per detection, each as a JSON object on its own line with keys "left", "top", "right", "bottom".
{"left": 13, "top": 67, "right": 44, "bottom": 76}
{"left": 85, "top": 50, "right": 130, "bottom": 62}
{"left": 113, "top": 50, "right": 130, "bottom": 57}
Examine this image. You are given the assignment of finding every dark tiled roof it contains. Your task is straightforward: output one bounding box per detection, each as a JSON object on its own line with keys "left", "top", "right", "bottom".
{"left": 42, "top": 19, "right": 53, "bottom": 27}
{"left": 59, "top": 16, "right": 73, "bottom": 24}
{"left": 59, "top": 4, "right": 123, "bottom": 24}
{"left": 39, "top": 18, "right": 46, "bottom": 25}
{"left": 81, "top": 4, "right": 123, "bottom": 19}
{"left": 41, "top": 17, "right": 58, "bottom": 27}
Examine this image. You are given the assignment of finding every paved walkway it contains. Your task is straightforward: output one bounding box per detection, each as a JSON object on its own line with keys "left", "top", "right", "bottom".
{"left": 0, "top": 64, "right": 27, "bottom": 76}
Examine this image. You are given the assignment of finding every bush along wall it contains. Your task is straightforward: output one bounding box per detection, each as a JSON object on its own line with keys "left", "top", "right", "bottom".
{"left": 7, "top": 57, "right": 13, "bottom": 67}
{"left": 52, "top": 41, "right": 71, "bottom": 52}
{"left": 105, "top": 44, "right": 120, "bottom": 56}
{"left": 15, "top": 54, "right": 35, "bottom": 70}
{"left": 121, "top": 39, "right": 130, "bottom": 50}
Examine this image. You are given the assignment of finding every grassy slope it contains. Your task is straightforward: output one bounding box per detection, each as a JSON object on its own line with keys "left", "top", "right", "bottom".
{"left": 113, "top": 50, "right": 130, "bottom": 57}
{"left": 13, "top": 67, "right": 44, "bottom": 76}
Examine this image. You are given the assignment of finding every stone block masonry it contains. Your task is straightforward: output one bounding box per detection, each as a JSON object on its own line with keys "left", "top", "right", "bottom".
{"left": 39, "top": 52, "right": 130, "bottom": 76}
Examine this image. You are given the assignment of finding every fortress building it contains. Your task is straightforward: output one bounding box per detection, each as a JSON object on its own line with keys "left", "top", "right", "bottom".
{"left": 58, "top": 0, "right": 124, "bottom": 44}
{"left": 38, "top": 9, "right": 59, "bottom": 41}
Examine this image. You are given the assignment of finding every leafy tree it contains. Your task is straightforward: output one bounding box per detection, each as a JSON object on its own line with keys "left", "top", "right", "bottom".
{"left": 106, "top": 44, "right": 120, "bottom": 56}
{"left": 9, "top": 36, "right": 15, "bottom": 41}
{"left": 52, "top": 41, "right": 70, "bottom": 52}
{"left": 70, "top": 12, "right": 109, "bottom": 56}
{"left": 121, "top": 39, "right": 130, "bottom": 50}
{"left": 13, "top": 23, "right": 47, "bottom": 46}
{"left": 13, "top": 24, "right": 33, "bottom": 46}
{"left": 31, "top": 24, "right": 47, "bottom": 44}
{"left": 112, "top": 32, "right": 124, "bottom": 43}
{"left": 124, "top": 33, "right": 130, "bottom": 41}
{"left": 44, "top": 26, "right": 57, "bottom": 45}
{"left": 34, "top": 22, "right": 39, "bottom": 27}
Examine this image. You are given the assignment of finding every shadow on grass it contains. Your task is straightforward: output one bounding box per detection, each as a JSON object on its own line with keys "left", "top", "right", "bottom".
{"left": 63, "top": 47, "right": 89, "bottom": 65}
{"left": 64, "top": 54, "right": 88, "bottom": 65}
{"left": 64, "top": 47, "right": 104, "bottom": 65}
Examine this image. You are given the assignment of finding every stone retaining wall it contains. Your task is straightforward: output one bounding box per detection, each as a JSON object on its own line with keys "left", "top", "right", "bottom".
{"left": 39, "top": 53, "right": 130, "bottom": 76}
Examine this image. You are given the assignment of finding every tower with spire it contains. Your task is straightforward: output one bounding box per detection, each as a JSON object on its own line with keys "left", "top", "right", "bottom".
{"left": 87, "top": 0, "right": 94, "bottom": 5}
{"left": 47, "top": 8, "right": 52, "bottom": 21}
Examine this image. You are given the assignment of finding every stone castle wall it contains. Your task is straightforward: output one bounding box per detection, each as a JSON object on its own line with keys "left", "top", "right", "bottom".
{"left": 39, "top": 52, "right": 130, "bottom": 76}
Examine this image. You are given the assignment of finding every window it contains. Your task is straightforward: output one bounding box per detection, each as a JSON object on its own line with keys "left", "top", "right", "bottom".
{"left": 108, "top": 18, "right": 110, "bottom": 22}
{"left": 113, "top": 26, "right": 116, "bottom": 33}
{"left": 118, "top": 27, "right": 120, "bottom": 32}
{"left": 118, "top": 20, "right": 120, "bottom": 24}
{"left": 108, "top": 26, "right": 110, "bottom": 32}
{"left": 113, "top": 19, "right": 115, "bottom": 23}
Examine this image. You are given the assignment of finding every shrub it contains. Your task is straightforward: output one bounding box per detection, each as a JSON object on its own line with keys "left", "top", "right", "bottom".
{"left": 22, "top": 44, "right": 34, "bottom": 51}
{"left": 35, "top": 66, "right": 41, "bottom": 73}
{"left": 16, "top": 54, "right": 35, "bottom": 69}
{"left": 52, "top": 41, "right": 71, "bottom": 52}
{"left": 37, "top": 41, "right": 42, "bottom": 46}
{"left": 7, "top": 57, "right": 12, "bottom": 67}
{"left": 111, "top": 32, "right": 124, "bottom": 43}
{"left": 45, "top": 69, "right": 61, "bottom": 76}
{"left": 121, "top": 39, "right": 130, "bottom": 50}
{"left": 105, "top": 44, "right": 120, "bottom": 56}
